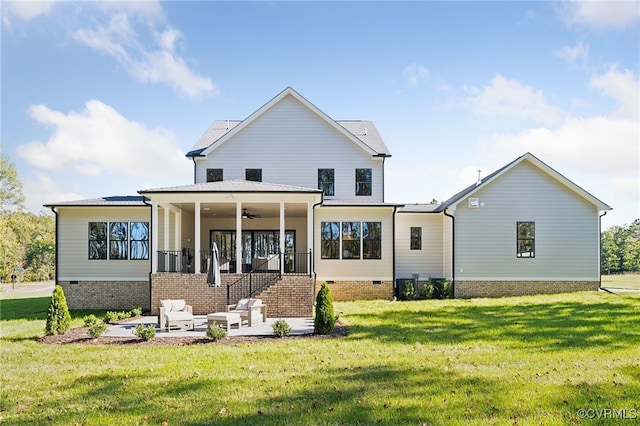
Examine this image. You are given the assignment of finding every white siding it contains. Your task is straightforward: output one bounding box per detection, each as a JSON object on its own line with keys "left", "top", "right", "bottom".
{"left": 454, "top": 161, "right": 600, "bottom": 281}
{"left": 395, "top": 213, "right": 445, "bottom": 279}
{"left": 195, "top": 95, "right": 384, "bottom": 202}
{"left": 57, "top": 207, "right": 151, "bottom": 281}
{"left": 314, "top": 206, "right": 394, "bottom": 281}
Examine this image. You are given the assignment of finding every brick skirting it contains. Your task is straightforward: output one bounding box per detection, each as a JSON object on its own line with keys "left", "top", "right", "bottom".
{"left": 58, "top": 280, "right": 149, "bottom": 311}
{"left": 454, "top": 280, "right": 599, "bottom": 298}
{"left": 319, "top": 280, "right": 394, "bottom": 301}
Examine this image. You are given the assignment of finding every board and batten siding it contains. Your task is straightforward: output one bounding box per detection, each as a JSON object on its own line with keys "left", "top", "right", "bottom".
{"left": 195, "top": 95, "right": 384, "bottom": 202}
{"left": 395, "top": 213, "right": 446, "bottom": 280}
{"left": 314, "top": 206, "right": 394, "bottom": 281}
{"left": 56, "top": 207, "right": 151, "bottom": 281}
{"left": 453, "top": 161, "right": 601, "bottom": 281}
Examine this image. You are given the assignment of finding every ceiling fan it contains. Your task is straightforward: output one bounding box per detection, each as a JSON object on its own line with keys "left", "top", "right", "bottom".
{"left": 242, "top": 208, "right": 261, "bottom": 219}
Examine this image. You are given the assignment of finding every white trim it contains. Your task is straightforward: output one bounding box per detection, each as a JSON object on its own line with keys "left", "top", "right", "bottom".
{"left": 456, "top": 277, "right": 599, "bottom": 281}
{"left": 194, "top": 201, "right": 201, "bottom": 274}
{"left": 317, "top": 276, "right": 394, "bottom": 281}
{"left": 59, "top": 276, "right": 148, "bottom": 282}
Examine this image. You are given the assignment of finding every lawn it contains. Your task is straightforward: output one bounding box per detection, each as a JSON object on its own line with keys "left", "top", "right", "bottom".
{"left": 601, "top": 274, "right": 640, "bottom": 290}
{"left": 1, "top": 292, "right": 639, "bottom": 425}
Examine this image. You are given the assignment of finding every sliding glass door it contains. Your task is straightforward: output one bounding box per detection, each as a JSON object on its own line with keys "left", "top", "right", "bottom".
{"left": 211, "top": 230, "right": 295, "bottom": 273}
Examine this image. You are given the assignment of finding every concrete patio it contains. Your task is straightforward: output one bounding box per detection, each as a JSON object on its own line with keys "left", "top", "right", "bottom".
{"left": 104, "top": 315, "right": 315, "bottom": 338}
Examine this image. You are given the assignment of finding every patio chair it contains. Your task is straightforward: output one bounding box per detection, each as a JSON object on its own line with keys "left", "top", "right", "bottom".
{"left": 226, "top": 298, "right": 267, "bottom": 327}
{"left": 159, "top": 299, "right": 194, "bottom": 331}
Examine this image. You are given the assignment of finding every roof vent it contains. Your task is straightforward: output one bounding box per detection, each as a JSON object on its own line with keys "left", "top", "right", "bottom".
{"left": 476, "top": 169, "right": 482, "bottom": 186}
{"left": 364, "top": 126, "right": 368, "bottom": 136}
{"left": 226, "top": 120, "right": 230, "bottom": 130}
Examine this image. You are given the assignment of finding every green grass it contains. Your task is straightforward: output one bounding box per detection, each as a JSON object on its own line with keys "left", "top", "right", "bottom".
{"left": 601, "top": 274, "right": 640, "bottom": 290}
{"left": 1, "top": 292, "right": 639, "bottom": 425}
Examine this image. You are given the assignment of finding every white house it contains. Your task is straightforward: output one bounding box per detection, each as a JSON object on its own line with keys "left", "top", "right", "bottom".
{"left": 45, "top": 88, "right": 611, "bottom": 314}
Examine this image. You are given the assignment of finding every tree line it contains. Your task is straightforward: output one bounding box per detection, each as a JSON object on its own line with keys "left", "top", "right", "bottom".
{"left": 0, "top": 154, "right": 637, "bottom": 283}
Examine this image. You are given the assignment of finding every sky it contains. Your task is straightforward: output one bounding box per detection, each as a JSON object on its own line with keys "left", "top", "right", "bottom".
{"left": 1, "top": 1, "right": 638, "bottom": 230}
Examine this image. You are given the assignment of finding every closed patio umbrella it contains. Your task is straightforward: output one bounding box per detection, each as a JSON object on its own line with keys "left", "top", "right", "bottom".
{"left": 207, "top": 242, "right": 221, "bottom": 287}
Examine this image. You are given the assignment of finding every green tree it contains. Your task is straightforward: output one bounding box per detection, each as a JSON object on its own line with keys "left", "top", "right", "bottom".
{"left": 0, "top": 153, "right": 25, "bottom": 212}
{"left": 601, "top": 229, "right": 619, "bottom": 274}
{"left": 314, "top": 281, "right": 337, "bottom": 335}
{"left": 45, "top": 285, "right": 71, "bottom": 335}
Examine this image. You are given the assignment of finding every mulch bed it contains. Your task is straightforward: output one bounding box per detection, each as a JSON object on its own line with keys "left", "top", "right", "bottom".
{"left": 38, "top": 323, "right": 348, "bottom": 346}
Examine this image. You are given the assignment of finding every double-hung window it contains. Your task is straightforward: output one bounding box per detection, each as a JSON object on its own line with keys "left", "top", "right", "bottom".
{"left": 245, "top": 169, "right": 262, "bottom": 182}
{"left": 342, "top": 222, "right": 361, "bottom": 259}
{"left": 318, "top": 169, "right": 335, "bottom": 196}
{"left": 355, "top": 168, "right": 372, "bottom": 196}
{"left": 517, "top": 222, "right": 535, "bottom": 258}
{"left": 410, "top": 227, "right": 422, "bottom": 250}
{"left": 363, "top": 222, "right": 381, "bottom": 259}
{"left": 320, "top": 222, "right": 340, "bottom": 259}
{"left": 206, "top": 168, "right": 223, "bottom": 182}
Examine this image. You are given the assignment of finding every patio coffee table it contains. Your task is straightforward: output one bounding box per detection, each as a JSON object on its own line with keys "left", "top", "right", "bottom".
{"left": 207, "top": 312, "right": 241, "bottom": 331}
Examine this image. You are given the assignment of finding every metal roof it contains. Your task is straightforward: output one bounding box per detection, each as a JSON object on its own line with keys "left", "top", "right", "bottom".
{"left": 139, "top": 179, "right": 322, "bottom": 194}
{"left": 44, "top": 196, "right": 147, "bottom": 208}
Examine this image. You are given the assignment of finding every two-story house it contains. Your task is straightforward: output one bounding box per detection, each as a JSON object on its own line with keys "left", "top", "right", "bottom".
{"left": 46, "top": 87, "right": 611, "bottom": 315}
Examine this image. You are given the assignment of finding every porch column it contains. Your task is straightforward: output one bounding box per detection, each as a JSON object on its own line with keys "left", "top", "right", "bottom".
{"left": 151, "top": 202, "right": 159, "bottom": 273}
{"left": 174, "top": 210, "right": 181, "bottom": 254}
{"left": 307, "top": 201, "right": 314, "bottom": 271}
{"left": 164, "top": 207, "right": 170, "bottom": 252}
{"left": 280, "top": 202, "right": 285, "bottom": 274}
{"left": 195, "top": 202, "right": 201, "bottom": 273}
{"left": 236, "top": 202, "right": 243, "bottom": 273}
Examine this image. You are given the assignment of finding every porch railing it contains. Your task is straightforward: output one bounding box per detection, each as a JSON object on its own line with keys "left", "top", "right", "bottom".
{"left": 227, "top": 253, "right": 281, "bottom": 305}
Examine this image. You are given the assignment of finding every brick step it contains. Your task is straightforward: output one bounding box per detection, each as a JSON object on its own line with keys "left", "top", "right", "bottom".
{"left": 254, "top": 275, "right": 315, "bottom": 317}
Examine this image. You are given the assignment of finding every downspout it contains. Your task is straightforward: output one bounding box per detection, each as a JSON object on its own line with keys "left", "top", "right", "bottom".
{"left": 191, "top": 156, "right": 197, "bottom": 184}
{"left": 598, "top": 211, "right": 607, "bottom": 291}
{"left": 49, "top": 206, "right": 59, "bottom": 284}
{"left": 311, "top": 196, "right": 323, "bottom": 299}
{"left": 142, "top": 196, "right": 153, "bottom": 312}
{"left": 443, "top": 208, "right": 455, "bottom": 298}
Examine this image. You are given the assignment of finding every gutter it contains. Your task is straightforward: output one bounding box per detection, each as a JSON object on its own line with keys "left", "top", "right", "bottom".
{"left": 191, "top": 157, "right": 197, "bottom": 184}
{"left": 443, "top": 208, "right": 455, "bottom": 298}
{"left": 311, "top": 196, "right": 324, "bottom": 301}
{"left": 598, "top": 210, "right": 607, "bottom": 291}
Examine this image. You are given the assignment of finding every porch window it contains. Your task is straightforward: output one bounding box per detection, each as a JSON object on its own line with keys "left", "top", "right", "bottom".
{"left": 342, "top": 222, "right": 361, "bottom": 259}
{"left": 355, "top": 168, "right": 372, "bottom": 196}
{"left": 517, "top": 222, "right": 535, "bottom": 258}
{"left": 88, "top": 222, "right": 107, "bottom": 259}
{"left": 321, "top": 222, "right": 340, "bottom": 259}
{"left": 109, "top": 222, "right": 128, "bottom": 260}
{"left": 130, "top": 222, "right": 149, "bottom": 260}
{"left": 363, "top": 222, "right": 381, "bottom": 259}
{"left": 206, "top": 168, "right": 223, "bottom": 182}
{"left": 318, "top": 168, "right": 335, "bottom": 196}
{"left": 246, "top": 168, "right": 262, "bottom": 182}
{"left": 410, "top": 227, "right": 422, "bottom": 250}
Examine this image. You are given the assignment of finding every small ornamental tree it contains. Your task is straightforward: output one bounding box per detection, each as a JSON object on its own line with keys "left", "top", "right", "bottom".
{"left": 45, "top": 285, "right": 71, "bottom": 335}
{"left": 314, "top": 281, "right": 337, "bottom": 335}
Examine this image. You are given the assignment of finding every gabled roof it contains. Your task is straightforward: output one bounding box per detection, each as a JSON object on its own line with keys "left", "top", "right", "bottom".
{"left": 186, "top": 87, "right": 391, "bottom": 158}
{"left": 139, "top": 179, "right": 322, "bottom": 194}
{"left": 436, "top": 152, "right": 612, "bottom": 212}
{"left": 44, "top": 196, "right": 147, "bottom": 207}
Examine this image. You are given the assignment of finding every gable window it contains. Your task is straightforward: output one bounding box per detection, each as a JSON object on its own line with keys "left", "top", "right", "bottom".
{"left": 88, "top": 222, "right": 107, "bottom": 259}
{"left": 321, "top": 222, "right": 340, "bottom": 259}
{"left": 130, "top": 222, "right": 150, "bottom": 260}
{"left": 246, "top": 168, "right": 262, "bottom": 182}
{"left": 517, "top": 222, "right": 535, "bottom": 258}
{"left": 355, "top": 168, "right": 372, "bottom": 196}
{"left": 110, "top": 222, "right": 128, "bottom": 260}
{"left": 206, "top": 168, "right": 223, "bottom": 182}
{"left": 342, "top": 222, "right": 361, "bottom": 259}
{"left": 318, "top": 168, "right": 335, "bottom": 196}
{"left": 363, "top": 222, "right": 381, "bottom": 259}
{"left": 410, "top": 227, "right": 422, "bottom": 250}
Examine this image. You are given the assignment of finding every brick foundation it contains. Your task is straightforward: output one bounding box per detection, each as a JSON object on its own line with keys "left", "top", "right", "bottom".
{"left": 58, "top": 280, "right": 150, "bottom": 311}
{"left": 255, "top": 275, "right": 315, "bottom": 317}
{"left": 454, "top": 280, "right": 599, "bottom": 298}
{"left": 318, "top": 280, "right": 394, "bottom": 301}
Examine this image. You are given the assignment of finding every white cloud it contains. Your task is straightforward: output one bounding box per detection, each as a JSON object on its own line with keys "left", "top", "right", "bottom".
{"left": 2, "top": 0, "right": 57, "bottom": 27}
{"left": 466, "top": 75, "right": 563, "bottom": 125}
{"left": 73, "top": 13, "right": 217, "bottom": 99}
{"left": 555, "top": 41, "right": 589, "bottom": 64}
{"left": 589, "top": 65, "right": 639, "bottom": 120}
{"left": 402, "top": 63, "right": 429, "bottom": 86}
{"left": 24, "top": 172, "right": 84, "bottom": 213}
{"left": 558, "top": 0, "right": 640, "bottom": 30}
{"left": 15, "top": 100, "right": 192, "bottom": 180}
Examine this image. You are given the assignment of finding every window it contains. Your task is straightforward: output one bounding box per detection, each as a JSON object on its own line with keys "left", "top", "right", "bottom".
{"left": 517, "top": 222, "right": 535, "bottom": 258}
{"left": 342, "top": 222, "right": 361, "bottom": 259}
{"left": 110, "top": 222, "right": 128, "bottom": 260}
{"left": 206, "top": 168, "right": 223, "bottom": 182}
{"left": 410, "top": 227, "right": 422, "bottom": 250}
{"left": 363, "top": 222, "right": 381, "bottom": 259}
{"left": 245, "top": 168, "right": 262, "bottom": 182}
{"left": 89, "top": 221, "right": 149, "bottom": 260}
{"left": 88, "top": 222, "right": 107, "bottom": 259}
{"left": 321, "top": 222, "right": 340, "bottom": 259}
{"left": 318, "top": 168, "right": 335, "bottom": 196}
{"left": 130, "top": 222, "right": 149, "bottom": 260}
{"left": 355, "top": 168, "right": 372, "bottom": 196}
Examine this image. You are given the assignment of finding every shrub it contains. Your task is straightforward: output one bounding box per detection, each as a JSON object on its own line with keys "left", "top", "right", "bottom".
{"left": 402, "top": 280, "right": 416, "bottom": 300}
{"left": 88, "top": 321, "right": 107, "bottom": 338}
{"left": 45, "top": 285, "right": 71, "bottom": 335}
{"left": 104, "top": 311, "right": 129, "bottom": 323}
{"left": 129, "top": 307, "right": 143, "bottom": 317}
{"left": 206, "top": 324, "right": 228, "bottom": 341}
{"left": 82, "top": 314, "right": 100, "bottom": 327}
{"left": 314, "top": 282, "right": 337, "bottom": 335}
{"left": 419, "top": 278, "right": 434, "bottom": 299}
{"left": 134, "top": 324, "right": 156, "bottom": 341}
{"left": 272, "top": 319, "right": 291, "bottom": 338}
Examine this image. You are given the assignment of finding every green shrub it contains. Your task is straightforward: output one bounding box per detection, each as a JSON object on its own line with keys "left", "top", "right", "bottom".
{"left": 419, "top": 279, "right": 434, "bottom": 299}
{"left": 206, "top": 324, "right": 228, "bottom": 341}
{"left": 45, "top": 285, "right": 71, "bottom": 335}
{"left": 402, "top": 280, "right": 416, "bottom": 300}
{"left": 134, "top": 324, "right": 156, "bottom": 341}
{"left": 104, "top": 311, "right": 129, "bottom": 323}
{"left": 314, "top": 282, "right": 337, "bottom": 335}
{"left": 87, "top": 321, "right": 107, "bottom": 338}
{"left": 129, "top": 307, "right": 143, "bottom": 317}
{"left": 272, "top": 319, "right": 291, "bottom": 337}
{"left": 82, "top": 314, "right": 100, "bottom": 327}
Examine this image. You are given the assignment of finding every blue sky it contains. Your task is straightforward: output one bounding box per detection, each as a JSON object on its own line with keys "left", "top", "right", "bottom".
{"left": 2, "top": 1, "right": 638, "bottom": 229}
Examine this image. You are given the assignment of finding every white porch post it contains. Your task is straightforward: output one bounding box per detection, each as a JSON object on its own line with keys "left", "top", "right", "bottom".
{"left": 151, "top": 202, "right": 159, "bottom": 273}
{"left": 236, "top": 202, "right": 242, "bottom": 274}
{"left": 163, "top": 207, "right": 170, "bottom": 253}
{"left": 280, "top": 202, "right": 285, "bottom": 274}
{"left": 174, "top": 210, "right": 181, "bottom": 253}
{"left": 195, "top": 202, "right": 201, "bottom": 274}
{"left": 307, "top": 201, "right": 314, "bottom": 270}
